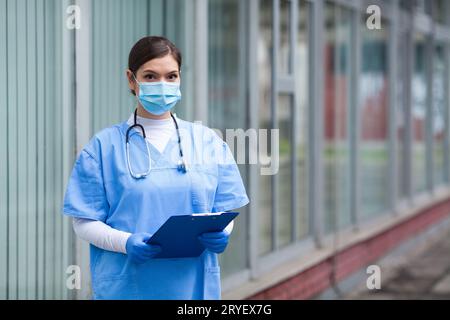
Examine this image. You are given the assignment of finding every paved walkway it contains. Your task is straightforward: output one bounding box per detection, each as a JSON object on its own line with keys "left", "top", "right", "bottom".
{"left": 347, "top": 229, "right": 450, "bottom": 300}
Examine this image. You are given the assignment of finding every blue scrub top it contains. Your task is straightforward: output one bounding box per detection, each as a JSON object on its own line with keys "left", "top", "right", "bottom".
{"left": 62, "top": 117, "right": 249, "bottom": 300}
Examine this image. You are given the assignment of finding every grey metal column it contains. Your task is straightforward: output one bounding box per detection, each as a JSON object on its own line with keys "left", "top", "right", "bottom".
{"left": 290, "top": 0, "right": 299, "bottom": 241}
{"left": 271, "top": 0, "right": 280, "bottom": 251}
{"left": 0, "top": 0, "right": 7, "bottom": 301}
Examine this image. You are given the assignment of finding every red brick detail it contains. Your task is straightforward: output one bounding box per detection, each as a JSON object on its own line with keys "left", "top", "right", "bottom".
{"left": 247, "top": 198, "right": 450, "bottom": 300}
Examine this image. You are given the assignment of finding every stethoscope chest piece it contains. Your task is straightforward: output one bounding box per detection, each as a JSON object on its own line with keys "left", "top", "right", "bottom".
{"left": 126, "top": 108, "right": 188, "bottom": 179}
{"left": 177, "top": 159, "right": 188, "bottom": 173}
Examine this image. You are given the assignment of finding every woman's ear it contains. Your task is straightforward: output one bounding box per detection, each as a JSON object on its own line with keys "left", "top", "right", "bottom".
{"left": 126, "top": 69, "right": 137, "bottom": 95}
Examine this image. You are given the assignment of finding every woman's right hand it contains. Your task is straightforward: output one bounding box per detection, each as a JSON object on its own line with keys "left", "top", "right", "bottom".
{"left": 125, "top": 233, "right": 162, "bottom": 264}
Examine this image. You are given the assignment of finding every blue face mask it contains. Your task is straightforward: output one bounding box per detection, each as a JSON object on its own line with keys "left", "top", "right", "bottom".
{"left": 134, "top": 75, "right": 182, "bottom": 115}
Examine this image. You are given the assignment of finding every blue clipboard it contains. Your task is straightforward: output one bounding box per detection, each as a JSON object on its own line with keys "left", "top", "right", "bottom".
{"left": 146, "top": 211, "right": 239, "bottom": 259}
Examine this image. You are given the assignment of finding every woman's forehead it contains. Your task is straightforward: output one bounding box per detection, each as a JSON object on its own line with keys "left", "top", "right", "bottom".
{"left": 138, "top": 55, "right": 179, "bottom": 73}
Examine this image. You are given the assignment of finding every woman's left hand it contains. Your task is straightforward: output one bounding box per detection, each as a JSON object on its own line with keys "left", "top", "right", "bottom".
{"left": 198, "top": 231, "right": 230, "bottom": 254}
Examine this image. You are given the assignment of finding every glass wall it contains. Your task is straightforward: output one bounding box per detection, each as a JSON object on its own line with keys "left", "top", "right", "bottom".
{"left": 277, "top": 0, "right": 293, "bottom": 248}
{"left": 258, "top": 0, "right": 309, "bottom": 254}
{"left": 396, "top": 27, "right": 409, "bottom": 200}
{"left": 208, "top": 0, "right": 249, "bottom": 276}
{"left": 433, "top": 0, "right": 448, "bottom": 25}
{"left": 323, "top": 2, "right": 353, "bottom": 233}
{"left": 412, "top": 33, "right": 428, "bottom": 194}
{"left": 258, "top": 0, "right": 273, "bottom": 255}
{"left": 360, "top": 18, "right": 389, "bottom": 219}
{"left": 278, "top": 93, "right": 294, "bottom": 247}
{"left": 296, "top": 0, "right": 309, "bottom": 239}
{"left": 433, "top": 43, "right": 446, "bottom": 186}
{"left": 0, "top": 0, "right": 75, "bottom": 299}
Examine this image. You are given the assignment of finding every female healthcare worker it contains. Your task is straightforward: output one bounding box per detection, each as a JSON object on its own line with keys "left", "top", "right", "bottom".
{"left": 62, "top": 36, "right": 249, "bottom": 300}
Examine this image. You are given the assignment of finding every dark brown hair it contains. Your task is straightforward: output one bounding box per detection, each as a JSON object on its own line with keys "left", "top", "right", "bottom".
{"left": 128, "top": 36, "right": 182, "bottom": 95}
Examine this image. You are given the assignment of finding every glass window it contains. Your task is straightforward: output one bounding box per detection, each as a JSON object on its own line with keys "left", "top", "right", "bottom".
{"left": 433, "top": 43, "right": 446, "bottom": 186}
{"left": 360, "top": 17, "right": 389, "bottom": 219}
{"left": 258, "top": 0, "right": 310, "bottom": 254}
{"left": 415, "top": 0, "right": 432, "bottom": 15}
{"left": 278, "top": 94, "right": 293, "bottom": 247}
{"left": 412, "top": 33, "right": 428, "bottom": 194}
{"left": 296, "top": 0, "right": 309, "bottom": 240}
{"left": 323, "top": 2, "right": 352, "bottom": 233}
{"left": 279, "top": 0, "right": 291, "bottom": 74}
{"left": 208, "top": 0, "right": 249, "bottom": 276}
{"left": 258, "top": 0, "right": 273, "bottom": 256}
{"left": 396, "top": 29, "right": 409, "bottom": 200}
{"left": 433, "top": 0, "right": 448, "bottom": 24}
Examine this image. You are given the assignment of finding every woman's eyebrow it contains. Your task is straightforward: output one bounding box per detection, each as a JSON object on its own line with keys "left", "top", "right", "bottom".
{"left": 142, "top": 69, "right": 159, "bottom": 74}
{"left": 141, "top": 69, "right": 178, "bottom": 75}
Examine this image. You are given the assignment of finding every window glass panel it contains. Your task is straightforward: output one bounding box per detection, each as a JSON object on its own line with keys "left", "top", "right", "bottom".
{"left": 278, "top": 95, "right": 292, "bottom": 247}
{"left": 258, "top": 0, "right": 273, "bottom": 256}
{"left": 323, "top": 3, "right": 352, "bottom": 233}
{"left": 412, "top": 33, "right": 428, "bottom": 194}
{"left": 360, "top": 18, "right": 389, "bottom": 219}
{"left": 433, "top": 0, "right": 447, "bottom": 24}
{"left": 396, "top": 29, "right": 409, "bottom": 199}
{"left": 279, "top": 0, "right": 291, "bottom": 74}
{"left": 296, "top": 0, "right": 309, "bottom": 239}
{"left": 433, "top": 43, "right": 446, "bottom": 186}
{"left": 208, "top": 0, "right": 248, "bottom": 276}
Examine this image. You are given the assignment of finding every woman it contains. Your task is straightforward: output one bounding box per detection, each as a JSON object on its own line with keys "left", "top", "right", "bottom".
{"left": 62, "top": 36, "right": 249, "bottom": 300}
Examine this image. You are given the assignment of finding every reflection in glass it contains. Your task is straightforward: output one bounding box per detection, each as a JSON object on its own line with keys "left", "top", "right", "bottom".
{"left": 396, "top": 30, "right": 408, "bottom": 200}
{"left": 208, "top": 0, "right": 248, "bottom": 276}
{"left": 258, "top": 0, "right": 273, "bottom": 255}
{"left": 278, "top": 95, "right": 292, "bottom": 248}
{"left": 360, "top": 17, "right": 389, "bottom": 219}
{"left": 279, "top": 0, "right": 291, "bottom": 74}
{"left": 433, "top": 0, "right": 447, "bottom": 24}
{"left": 296, "top": 0, "right": 309, "bottom": 239}
{"left": 433, "top": 44, "right": 446, "bottom": 186}
{"left": 412, "top": 34, "right": 428, "bottom": 194}
{"left": 323, "top": 2, "right": 352, "bottom": 233}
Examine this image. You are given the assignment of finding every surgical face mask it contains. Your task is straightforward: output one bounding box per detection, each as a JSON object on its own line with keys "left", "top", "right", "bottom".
{"left": 134, "top": 75, "right": 182, "bottom": 115}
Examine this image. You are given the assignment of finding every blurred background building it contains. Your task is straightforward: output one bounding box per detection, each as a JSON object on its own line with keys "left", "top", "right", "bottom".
{"left": 2, "top": 0, "right": 450, "bottom": 299}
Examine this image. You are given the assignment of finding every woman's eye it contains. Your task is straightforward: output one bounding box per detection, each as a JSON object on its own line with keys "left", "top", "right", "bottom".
{"left": 144, "top": 74, "right": 155, "bottom": 80}
{"left": 168, "top": 74, "right": 178, "bottom": 80}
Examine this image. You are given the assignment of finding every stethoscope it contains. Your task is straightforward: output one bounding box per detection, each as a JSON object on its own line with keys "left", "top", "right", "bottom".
{"left": 125, "top": 108, "right": 187, "bottom": 179}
